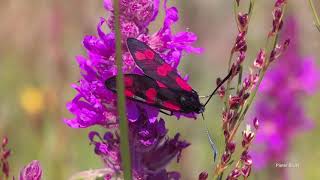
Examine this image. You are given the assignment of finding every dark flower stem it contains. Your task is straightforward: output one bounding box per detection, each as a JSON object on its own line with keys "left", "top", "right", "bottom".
{"left": 113, "top": 0, "right": 132, "bottom": 179}
{"left": 308, "top": 0, "right": 320, "bottom": 31}
{"left": 214, "top": 1, "right": 287, "bottom": 178}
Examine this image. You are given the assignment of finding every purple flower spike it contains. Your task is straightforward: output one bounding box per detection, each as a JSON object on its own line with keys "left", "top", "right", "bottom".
{"left": 252, "top": 16, "right": 320, "bottom": 170}
{"left": 65, "top": 0, "right": 203, "bottom": 129}
{"left": 65, "top": 0, "right": 202, "bottom": 179}
{"left": 19, "top": 160, "right": 42, "bottom": 180}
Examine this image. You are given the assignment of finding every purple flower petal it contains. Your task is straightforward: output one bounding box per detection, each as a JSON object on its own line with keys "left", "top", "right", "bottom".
{"left": 103, "top": 0, "right": 113, "bottom": 11}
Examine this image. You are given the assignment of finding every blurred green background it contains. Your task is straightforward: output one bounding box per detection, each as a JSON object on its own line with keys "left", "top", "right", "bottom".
{"left": 0, "top": 0, "right": 319, "bottom": 179}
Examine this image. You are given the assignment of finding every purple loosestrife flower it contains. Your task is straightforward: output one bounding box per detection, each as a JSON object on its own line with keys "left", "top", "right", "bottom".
{"left": 90, "top": 116, "right": 189, "bottom": 179}
{"left": 65, "top": 0, "right": 201, "bottom": 179}
{"left": 64, "top": 0, "right": 202, "bottom": 128}
{"left": 19, "top": 160, "right": 42, "bottom": 180}
{"left": 251, "top": 16, "right": 320, "bottom": 170}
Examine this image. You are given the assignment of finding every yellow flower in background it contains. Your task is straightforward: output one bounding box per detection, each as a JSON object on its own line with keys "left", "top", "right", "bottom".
{"left": 19, "top": 87, "right": 45, "bottom": 115}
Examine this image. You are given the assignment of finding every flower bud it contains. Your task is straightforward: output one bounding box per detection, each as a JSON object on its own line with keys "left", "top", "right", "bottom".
{"left": 226, "top": 142, "right": 236, "bottom": 154}
{"left": 227, "top": 168, "right": 241, "bottom": 180}
{"left": 2, "top": 150, "right": 11, "bottom": 159}
{"left": 218, "top": 86, "right": 226, "bottom": 98}
{"left": 242, "top": 125, "right": 255, "bottom": 147}
{"left": 233, "top": 32, "right": 247, "bottom": 52}
{"left": 254, "top": 49, "right": 266, "bottom": 69}
{"left": 198, "top": 171, "right": 208, "bottom": 180}
{"left": 275, "top": 0, "right": 286, "bottom": 7}
{"left": 236, "top": 52, "right": 246, "bottom": 65}
{"left": 222, "top": 111, "right": 233, "bottom": 124}
{"left": 238, "top": 13, "right": 249, "bottom": 32}
{"left": 241, "top": 151, "right": 253, "bottom": 166}
{"left": 2, "top": 137, "right": 8, "bottom": 148}
{"left": 270, "top": 8, "right": 283, "bottom": 34}
{"left": 224, "top": 130, "right": 230, "bottom": 140}
{"left": 222, "top": 151, "right": 231, "bottom": 164}
{"left": 229, "top": 96, "right": 241, "bottom": 109}
{"left": 2, "top": 161, "right": 9, "bottom": 178}
{"left": 241, "top": 165, "right": 252, "bottom": 177}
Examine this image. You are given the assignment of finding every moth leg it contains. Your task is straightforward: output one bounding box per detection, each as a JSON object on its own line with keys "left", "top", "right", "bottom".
{"left": 159, "top": 110, "right": 174, "bottom": 116}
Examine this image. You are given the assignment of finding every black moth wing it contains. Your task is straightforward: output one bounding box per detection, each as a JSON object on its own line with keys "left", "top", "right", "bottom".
{"left": 105, "top": 74, "right": 184, "bottom": 112}
{"left": 126, "top": 38, "right": 194, "bottom": 93}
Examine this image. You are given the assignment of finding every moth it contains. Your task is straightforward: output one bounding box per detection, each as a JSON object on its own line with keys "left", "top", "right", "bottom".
{"left": 105, "top": 38, "right": 232, "bottom": 161}
{"left": 105, "top": 38, "right": 232, "bottom": 116}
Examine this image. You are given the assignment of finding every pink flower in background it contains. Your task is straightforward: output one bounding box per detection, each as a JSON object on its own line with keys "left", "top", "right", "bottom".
{"left": 251, "top": 16, "right": 320, "bottom": 170}
{"left": 19, "top": 160, "right": 42, "bottom": 180}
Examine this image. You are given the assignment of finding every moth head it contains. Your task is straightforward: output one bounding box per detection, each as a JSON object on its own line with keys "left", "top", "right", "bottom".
{"left": 179, "top": 91, "right": 204, "bottom": 114}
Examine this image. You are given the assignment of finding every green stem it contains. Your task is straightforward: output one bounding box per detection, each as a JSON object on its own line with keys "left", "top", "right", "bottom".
{"left": 308, "top": 0, "right": 320, "bottom": 32}
{"left": 114, "top": 0, "right": 132, "bottom": 179}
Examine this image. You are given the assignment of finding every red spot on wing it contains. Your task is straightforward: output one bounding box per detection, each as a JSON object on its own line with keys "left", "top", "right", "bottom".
{"left": 135, "top": 51, "right": 146, "bottom": 60}
{"left": 163, "top": 101, "right": 181, "bottom": 111}
{"left": 125, "top": 90, "right": 134, "bottom": 97}
{"left": 157, "top": 63, "right": 172, "bottom": 76}
{"left": 176, "top": 77, "right": 192, "bottom": 91}
{"left": 124, "top": 77, "right": 133, "bottom": 87}
{"left": 144, "top": 49, "right": 155, "bottom": 59}
{"left": 156, "top": 81, "right": 167, "bottom": 88}
{"left": 145, "top": 88, "right": 157, "bottom": 103}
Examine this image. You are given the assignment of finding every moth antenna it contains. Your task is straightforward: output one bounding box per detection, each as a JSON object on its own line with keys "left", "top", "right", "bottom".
{"left": 204, "top": 70, "right": 233, "bottom": 107}
{"left": 201, "top": 113, "right": 217, "bottom": 162}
